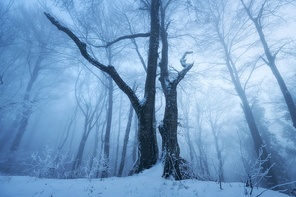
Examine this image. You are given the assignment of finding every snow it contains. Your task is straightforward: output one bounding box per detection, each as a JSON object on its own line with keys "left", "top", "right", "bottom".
{"left": 0, "top": 163, "right": 289, "bottom": 197}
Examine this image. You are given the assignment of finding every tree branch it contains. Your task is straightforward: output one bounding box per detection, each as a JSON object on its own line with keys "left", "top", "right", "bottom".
{"left": 44, "top": 12, "right": 141, "bottom": 113}
{"left": 95, "top": 33, "right": 151, "bottom": 48}
{"left": 175, "top": 51, "right": 194, "bottom": 85}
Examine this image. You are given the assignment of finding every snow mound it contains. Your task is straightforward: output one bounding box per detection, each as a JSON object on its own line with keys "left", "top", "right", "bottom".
{"left": 0, "top": 163, "right": 289, "bottom": 197}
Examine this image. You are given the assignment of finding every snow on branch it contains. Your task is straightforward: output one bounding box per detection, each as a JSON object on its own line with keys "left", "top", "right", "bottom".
{"left": 174, "top": 51, "right": 194, "bottom": 85}
{"left": 180, "top": 51, "right": 194, "bottom": 68}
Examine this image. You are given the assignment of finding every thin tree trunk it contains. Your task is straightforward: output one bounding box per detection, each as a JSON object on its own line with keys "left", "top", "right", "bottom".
{"left": 132, "top": 113, "right": 138, "bottom": 163}
{"left": 211, "top": 126, "right": 224, "bottom": 182}
{"left": 72, "top": 134, "right": 88, "bottom": 174}
{"left": 102, "top": 76, "right": 113, "bottom": 178}
{"left": 114, "top": 93, "right": 123, "bottom": 174}
{"left": 10, "top": 56, "right": 42, "bottom": 152}
{"left": 118, "top": 102, "right": 134, "bottom": 177}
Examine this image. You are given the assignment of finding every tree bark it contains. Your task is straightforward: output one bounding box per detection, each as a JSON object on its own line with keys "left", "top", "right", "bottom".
{"left": 159, "top": 87, "right": 182, "bottom": 180}
{"left": 157, "top": 2, "right": 194, "bottom": 179}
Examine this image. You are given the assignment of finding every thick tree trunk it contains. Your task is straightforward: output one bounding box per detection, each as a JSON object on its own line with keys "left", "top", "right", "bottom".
{"left": 130, "top": 0, "right": 160, "bottom": 174}
{"left": 157, "top": 1, "right": 194, "bottom": 180}
{"left": 159, "top": 88, "right": 182, "bottom": 180}
{"left": 132, "top": 105, "right": 158, "bottom": 173}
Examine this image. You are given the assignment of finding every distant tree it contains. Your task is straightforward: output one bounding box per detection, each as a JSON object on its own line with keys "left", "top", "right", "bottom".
{"left": 240, "top": 0, "right": 296, "bottom": 129}
{"left": 194, "top": 104, "right": 210, "bottom": 179}
{"left": 0, "top": 0, "right": 16, "bottom": 149}
{"left": 204, "top": 99, "right": 225, "bottom": 185}
{"left": 8, "top": 6, "right": 66, "bottom": 153}
{"left": 100, "top": 75, "right": 113, "bottom": 177}
{"left": 193, "top": 0, "right": 278, "bottom": 187}
{"left": 71, "top": 71, "right": 106, "bottom": 177}
{"left": 118, "top": 101, "right": 134, "bottom": 177}
{"left": 252, "top": 101, "right": 289, "bottom": 183}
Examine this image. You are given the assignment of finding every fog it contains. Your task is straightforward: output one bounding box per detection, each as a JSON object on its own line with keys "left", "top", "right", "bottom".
{"left": 0, "top": 0, "right": 296, "bottom": 194}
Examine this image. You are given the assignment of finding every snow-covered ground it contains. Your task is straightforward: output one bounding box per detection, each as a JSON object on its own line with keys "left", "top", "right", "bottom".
{"left": 0, "top": 163, "right": 289, "bottom": 197}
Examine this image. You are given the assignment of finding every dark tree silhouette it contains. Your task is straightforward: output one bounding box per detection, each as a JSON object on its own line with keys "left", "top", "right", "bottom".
{"left": 44, "top": 0, "right": 160, "bottom": 174}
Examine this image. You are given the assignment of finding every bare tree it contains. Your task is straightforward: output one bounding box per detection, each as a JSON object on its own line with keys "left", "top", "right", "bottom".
{"left": 240, "top": 0, "right": 296, "bottom": 129}
{"left": 194, "top": 103, "right": 211, "bottom": 179}
{"left": 194, "top": 0, "right": 278, "bottom": 187}
{"left": 157, "top": 0, "right": 194, "bottom": 180}
{"left": 45, "top": 0, "right": 160, "bottom": 174}
{"left": 8, "top": 6, "right": 66, "bottom": 153}
{"left": 203, "top": 92, "right": 227, "bottom": 186}
{"left": 71, "top": 71, "right": 106, "bottom": 176}
{"left": 0, "top": 0, "right": 17, "bottom": 150}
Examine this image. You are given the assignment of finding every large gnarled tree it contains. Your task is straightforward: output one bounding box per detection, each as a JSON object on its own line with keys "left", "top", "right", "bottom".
{"left": 44, "top": 0, "right": 160, "bottom": 174}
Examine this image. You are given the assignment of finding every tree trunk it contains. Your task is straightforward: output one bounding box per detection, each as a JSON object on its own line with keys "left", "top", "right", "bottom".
{"left": 118, "top": 102, "right": 134, "bottom": 177}
{"left": 227, "top": 60, "right": 278, "bottom": 186}
{"left": 130, "top": 0, "right": 160, "bottom": 174}
{"left": 255, "top": 22, "right": 296, "bottom": 129}
{"left": 132, "top": 113, "right": 138, "bottom": 163}
{"left": 157, "top": 1, "right": 194, "bottom": 180}
{"left": 102, "top": 76, "right": 113, "bottom": 178}
{"left": 114, "top": 93, "right": 123, "bottom": 174}
{"left": 240, "top": 95, "right": 278, "bottom": 186}
{"left": 10, "top": 56, "right": 42, "bottom": 152}
{"left": 212, "top": 129, "right": 224, "bottom": 182}
{"left": 132, "top": 105, "right": 158, "bottom": 173}
{"left": 159, "top": 87, "right": 182, "bottom": 180}
{"left": 72, "top": 134, "right": 88, "bottom": 175}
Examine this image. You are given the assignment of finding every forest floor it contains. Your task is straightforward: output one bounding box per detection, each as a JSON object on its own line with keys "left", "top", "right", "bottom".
{"left": 0, "top": 163, "right": 290, "bottom": 197}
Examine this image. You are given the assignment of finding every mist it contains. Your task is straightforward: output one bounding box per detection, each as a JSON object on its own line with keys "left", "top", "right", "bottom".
{"left": 0, "top": 0, "right": 296, "bottom": 195}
